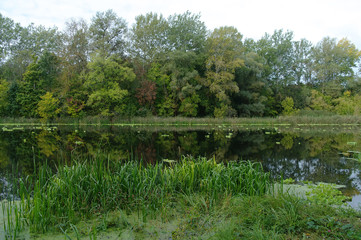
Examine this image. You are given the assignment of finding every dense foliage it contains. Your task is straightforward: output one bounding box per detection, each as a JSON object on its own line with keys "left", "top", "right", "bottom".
{"left": 1, "top": 10, "right": 361, "bottom": 119}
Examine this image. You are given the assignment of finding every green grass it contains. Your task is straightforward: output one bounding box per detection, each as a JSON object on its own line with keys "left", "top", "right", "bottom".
{"left": 2, "top": 115, "right": 361, "bottom": 127}
{"left": 2, "top": 155, "right": 361, "bottom": 239}
{"left": 13, "top": 155, "right": 271, "bottom": 234}
{"left": 5, "top": 193, "right": 360, "bottom": 239}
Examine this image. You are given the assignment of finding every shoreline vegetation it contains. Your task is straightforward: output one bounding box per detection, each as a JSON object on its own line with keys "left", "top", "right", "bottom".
{"left": 2, "top": 155, "right": 361, "bottom": 239}
{"left": 1, "top": 11, "right": 361, "bottom": 123}
{"left": 2, "top": 115, "right": 361, "bottom": 127}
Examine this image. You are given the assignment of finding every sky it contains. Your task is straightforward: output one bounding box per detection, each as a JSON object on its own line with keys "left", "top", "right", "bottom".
{"left": 1, "top": 0, "right": 361, "bottom": 48}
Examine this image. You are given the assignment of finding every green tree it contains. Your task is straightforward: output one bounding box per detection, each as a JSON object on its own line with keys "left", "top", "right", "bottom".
{"left": 1, "top": 22, "right": 62, "bottom": 83}
{"left": 281, "top": 97, "right": 298, "bottom": 115}
{"left": 167, "top": 11, "right": 207, "bottom": 53}
{"left": 84, "top": 56, "right": 136, "bottom": 116}
{"left": 292, "top": 39, "right": 312, "bottom": 84}
{"left": 59, "top": 18, "right": 90, "bottom": 117}
{"left": 0, "top": 13, "right": 21, "bottom": 64}
{"left": 16, "top": 57, "right": 44, "bottom": 117}
{"left": 89, "top": 10, "right": 128, "bottom": 58}
{"left": 204, "top": 26, "right": 244, "bottom": 117}
{"left": 146, "top": 63, "right": 175, "bottom": 116}
{"left": 130, "top": 13, "right": 168, "bottom": 66}
{"left": 256, "top": 30, "right": 295, "bottom": 88}
{"left": 38, "top": 51, "right": 61, "bottom": 92}
{"left": 37, "top": 92, "right": 61, "bottom": 121}
{"left": 309, "top": 89, "right": 333, "bottom": 111}
{"left": 164, "top": 12, "right": 207, "bottom": 116}
{"left": 0, "top": 79, "right": 9, "bottom": 115}
{"left": 232, "top": 50, "right": 269, "bottom": 117}
{"left": 310, "top": 37, "right": 361, "bottom": 93}
{"left": 16, "top": 52, "right": 61, "bottom": 117}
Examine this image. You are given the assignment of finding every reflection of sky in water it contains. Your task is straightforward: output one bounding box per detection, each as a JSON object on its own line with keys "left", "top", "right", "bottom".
{"left": 349, "top": 170, "right": 361, "bottom": 190}
{"left": 348, "top": 194, "right": 361, "bottom": 210}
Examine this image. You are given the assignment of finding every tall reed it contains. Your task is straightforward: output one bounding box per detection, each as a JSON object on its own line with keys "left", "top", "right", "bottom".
{"left": 16, "top": 155, "right": 271, "bottom": 233}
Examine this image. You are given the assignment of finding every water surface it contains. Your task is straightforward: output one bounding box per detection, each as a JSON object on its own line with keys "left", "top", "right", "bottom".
{"left": 1, "top": 125, "right": 361, "bottom": 208}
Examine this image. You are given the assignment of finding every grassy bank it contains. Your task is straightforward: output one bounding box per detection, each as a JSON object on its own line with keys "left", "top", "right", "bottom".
{"left": 2, "top": 155, "right": 361, "bottom": 239}
{"left": 2, "top": 114, "right": 361, "bottom": 127}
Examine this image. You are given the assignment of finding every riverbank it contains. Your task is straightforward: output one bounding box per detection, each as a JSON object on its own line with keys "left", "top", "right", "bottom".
{"left": 2, "top": 155, "right": 361, "bottom": 239}
{"left": 2, "top": 114, "right": 361, "bottom": 127}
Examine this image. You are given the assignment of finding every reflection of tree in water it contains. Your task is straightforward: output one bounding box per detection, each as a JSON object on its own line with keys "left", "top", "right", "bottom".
{"left": 36, "top": 130, "right": 61, "bottom": 157}
{"left": 280, "top": 134, "right": 294, "bottom": 150}
{"left": 178, "top": 132, "right": 201, "bottom": 157}
{"left": 0, "top": 128, "right": 361, "bottom": 197}
{"left": 0, "top": 138, "right": 10, "bottom": 170}
{"left": 212, "top": 131, "right": 230, "bottom": 160}
{"left": 136, "top": 143, "right": 157, "bottom": 164}
{"left": 230, "top": 131, "right": 361, "bottom": 192}
{"left": 156, "top": 132, "right": 178, "bottom": 160}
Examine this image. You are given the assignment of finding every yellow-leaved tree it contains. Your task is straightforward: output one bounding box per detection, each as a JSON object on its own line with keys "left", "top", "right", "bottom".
{"left": 37, "top": 92, "right": 61, "bottom": 122}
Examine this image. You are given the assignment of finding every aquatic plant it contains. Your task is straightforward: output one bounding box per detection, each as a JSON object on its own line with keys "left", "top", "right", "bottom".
{"left": 15, "top": 155, "right": 271, "bottom": 233}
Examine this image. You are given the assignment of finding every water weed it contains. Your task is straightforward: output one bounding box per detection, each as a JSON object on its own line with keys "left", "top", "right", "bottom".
{"left": 15, "top": 155, "right": 271, "bottom": 233}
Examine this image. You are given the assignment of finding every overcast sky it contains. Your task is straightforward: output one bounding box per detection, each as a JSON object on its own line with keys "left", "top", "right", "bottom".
{"left": 1, "top": 0, "right": 361, "bottom": 48}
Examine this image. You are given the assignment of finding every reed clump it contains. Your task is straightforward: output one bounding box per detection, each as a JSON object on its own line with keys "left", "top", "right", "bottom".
{"left": 16, "top": 156, "right": 271, "bottom": 233}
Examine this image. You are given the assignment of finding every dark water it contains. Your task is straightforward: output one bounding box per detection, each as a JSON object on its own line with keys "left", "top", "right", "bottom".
{"left": 1, "top": 125, "right": 361, "bottom": 208}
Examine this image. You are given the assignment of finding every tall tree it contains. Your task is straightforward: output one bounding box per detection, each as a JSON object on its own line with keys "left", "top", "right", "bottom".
{"left": 311, "top": 37, "right": 361, "bottom": 93}
{"left": 167, "top": 11, "right": 207, "bottom": 53}
{"left": 256, "top": 29, "right": 295, "bottom": 88}
{"left": 89, "top": 10, "right": 128, "bottom": 58}
{"left": 0, "top": 13, "right": 21, "bottom": 64}
{"left": 164, "top": 12, "right": 207, "bottom": 116}
{"left": 292, "top": 38, "right": 312, "bottom": 84}
{"left": 61, "top": 18, "right": 90, "bottom": 75}
{"left": 129, "top": 12, "right": 169, "bottom": 74}
{"left": 1, "top": 23, "right": 62, "bottom": 83}
{"left": 59, "top": 18, "right": 90, "bottom": 111}
{"left": 204, "top": 26, "right": 244, "bottom": 117}
{"left": 84, "top": 56, "right": 136, "bottom": 116}
{"left": 16, "top": 56, "right": 44, "bottom": 117}
{"left": 232, "top": 50, "right": 269, "bottom": 117}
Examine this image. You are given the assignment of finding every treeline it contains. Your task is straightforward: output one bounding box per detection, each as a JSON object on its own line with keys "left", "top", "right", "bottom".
{"left": 0, "top": 10, "right": 361, "bottom": 119}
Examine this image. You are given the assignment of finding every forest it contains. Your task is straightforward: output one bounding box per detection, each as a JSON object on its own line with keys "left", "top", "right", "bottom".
{"left": 0, "top": 10, "right": 361, "bottom": 120}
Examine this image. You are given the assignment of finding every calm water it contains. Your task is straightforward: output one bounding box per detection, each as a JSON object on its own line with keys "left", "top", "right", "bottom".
{"left": 1, "top": 125, "right": 361, "bottom": 208}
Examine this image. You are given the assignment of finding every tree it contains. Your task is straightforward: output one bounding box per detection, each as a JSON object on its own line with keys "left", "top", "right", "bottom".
{"left": 0, "top": 79, "right": 9, "bottom": 115}
{"left": 310, "top": 37, "right": 361, "bottom": 93}
{"left": 0, "top": 13, "right": 21, "bottom": 64}
{"left": 89, "top": 10, "right": 128, "bottom": 58}
{"left": 135, "top": 80, "right": 157, "bottom": 110}
{"left": 146, "top": 63, "right": 175, "bottom": 116}
{"left": 309, "top": 89, "right": 333, "bottom": 111}
{"left": 1, "top": 22, "right": 62, "bottom": 83}
{"left": 37, "top": 51, "right": 61, "bottom": 92}
{"left": 84, "top": 56, "right": 135, "bottom": 116}
{"left": 292, "top": 39, "right": 312, "bottom": 84}
{"left": 61, "top": 18, "right": 90, "bottom": 75}
{"left": 129, "top": 12, "right": 169, "bottom": 77}
{"left": 232, "top": 51, "right": 269, "bottom": 117}
{"left": 37, "top": 92, "right": 61, "bottom": 121}
{"left": 167, "top": 11, "right": 207, "bottom": 53}
{"left": 281, "top": 97, "right": 298, "bottom": 115}
{"left": 65, "top": 97, "right": 85, "bottom": 117}
{"left": 16, "top": 56, "right": 44, "bottom": 117}
{"left": 256, "top": 29, "right": 295, "bottom": 88}
{"left": 204, "top": 26, "right": 244, "bottom": 117}
{"left": 16, "top": 52, "right": 61, "bottom": 117}
{"left": 166, "top": 51, "right": 202, "bottom": 116}
{"left": 164, "top": 12, "right": 207, "bottom": 117}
